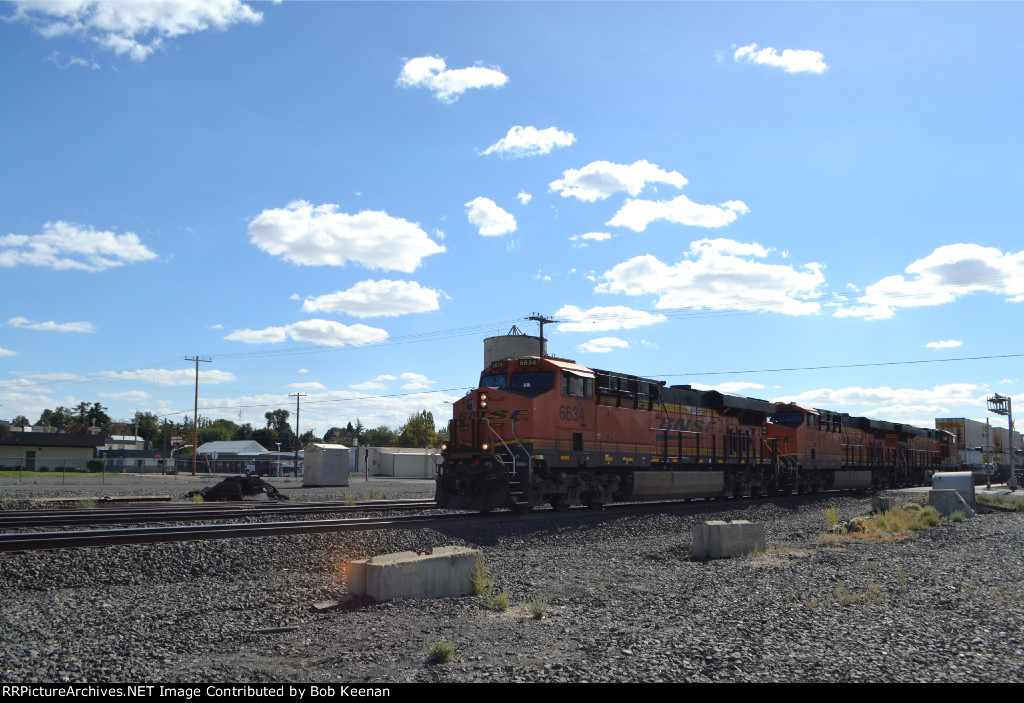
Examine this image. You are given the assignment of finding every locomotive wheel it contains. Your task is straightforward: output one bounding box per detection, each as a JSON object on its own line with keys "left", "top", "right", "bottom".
{"left": 549, "top": 496, "right": 570, "bottom": 512}
{"left": 512, "top": 503, "right": 534, "bottom": 514}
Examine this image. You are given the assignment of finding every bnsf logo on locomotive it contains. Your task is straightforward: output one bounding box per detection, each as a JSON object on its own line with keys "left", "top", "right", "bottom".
{"left": 456, "top": 409, "right": 530, "bottom": 422}
{"left": 658, "top": 417, "right": 717, "bottom": 432}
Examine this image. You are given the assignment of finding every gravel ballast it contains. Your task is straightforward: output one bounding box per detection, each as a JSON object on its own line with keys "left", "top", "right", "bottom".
{"left": 1, "top": 476, "right": 1022, "bottom": 683}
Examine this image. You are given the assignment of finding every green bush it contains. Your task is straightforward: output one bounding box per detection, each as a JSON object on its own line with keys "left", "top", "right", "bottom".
{"left": 86, "top": 459, "right": 104, "bottom": 472}
{"left": 424, "top": 640, "right": 454, "bottom": 664}
{"left": 470, "top": 554, "right": 495, "bottom": 596}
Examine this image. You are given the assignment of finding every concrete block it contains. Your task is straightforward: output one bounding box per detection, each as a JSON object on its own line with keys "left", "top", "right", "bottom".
{"left": 871, "top": 497, "right": 892, "bottom": 514}
{"left": 928, "top": 489, "right": 976, "bottom": 518}
{"left": 692, "top": 520, "right": 765, "bottom": 559}
{"left": 347, "top": 546, "right": 481, "bottom": 601}
{"left": 931, "top": 472, "right": 976, "bottom": 509}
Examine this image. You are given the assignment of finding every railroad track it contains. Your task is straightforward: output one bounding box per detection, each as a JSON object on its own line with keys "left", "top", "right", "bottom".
{"left": 0, "top": 493, "right": 837, "bottom": 553}
{"left": 0, "top": 499, "right": 438, "bottom": 529}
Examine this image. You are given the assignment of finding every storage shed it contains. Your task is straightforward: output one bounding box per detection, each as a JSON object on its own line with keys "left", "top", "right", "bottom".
{"left": 303, "top": 444, "right": 350, "bottom": 486}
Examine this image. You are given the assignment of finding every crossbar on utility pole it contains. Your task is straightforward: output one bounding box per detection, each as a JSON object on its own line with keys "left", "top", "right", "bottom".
{"left": 186, "top": 356, "right": 211, "bottom": 476}
{"left": 289, "top": 392, "right": 306, "bottom": 476}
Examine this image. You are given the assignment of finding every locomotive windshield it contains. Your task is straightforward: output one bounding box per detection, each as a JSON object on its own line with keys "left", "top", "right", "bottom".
{"left": 480, "top": 374, "right": 507, "bottom": 389}
{"left": 773, "top": 412, "right": 804, "bottom": 428}
{"left": 508, "top": 371, "right": 554, "bottom": 398}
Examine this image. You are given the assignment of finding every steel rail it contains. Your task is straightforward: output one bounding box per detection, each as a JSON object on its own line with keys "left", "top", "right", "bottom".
{"left": 0, "top": 492, "right": 846, "bottom": 552}
{"left": 0, "top": 500, "right": 438, "bottom": 529}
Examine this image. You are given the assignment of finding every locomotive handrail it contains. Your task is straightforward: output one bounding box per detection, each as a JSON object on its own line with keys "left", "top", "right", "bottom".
{"left": 482, "top": 418, "right": 531, "bottom": 479}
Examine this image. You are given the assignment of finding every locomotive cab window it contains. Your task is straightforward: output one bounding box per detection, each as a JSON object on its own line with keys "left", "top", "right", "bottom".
{"left": 508, "top": 371, "right": 555, "bottom": 397}
{"left": 774, "top": 412, "right": 803, "bottom": 428}
{"left": 480, "top": 374, "right": 507, "bottom": 389}
{"left": 562, "top": 373, "right": 593, "bottom": 398}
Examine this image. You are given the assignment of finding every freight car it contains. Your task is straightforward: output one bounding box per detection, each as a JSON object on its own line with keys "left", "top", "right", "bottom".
{"left": 434, "top": 351, "right": 959, "bottom": 513}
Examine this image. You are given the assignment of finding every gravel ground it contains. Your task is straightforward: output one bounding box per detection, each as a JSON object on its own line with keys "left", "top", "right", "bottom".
{"left": 1, "top": 475, "right": 1022, "bottom": 683}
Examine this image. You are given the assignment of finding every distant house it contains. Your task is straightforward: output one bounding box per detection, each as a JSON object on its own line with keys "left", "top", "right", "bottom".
{"left": 0, "top": 424, "right": 103, "bottom": 471}
{"left": 103, "top": 435, "right": 145, "bottom": 451}
{"left": 191, "top": 439, "right": 271, "bottom": 474}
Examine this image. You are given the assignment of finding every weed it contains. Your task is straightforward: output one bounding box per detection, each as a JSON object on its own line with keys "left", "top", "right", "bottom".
{"left": 529, "top": 601, "right": 548, "bottom": 619}
{"left": 363, "top": 490, "right": 376, "bottom": 501}
{"left": 79, "top": 497, "right": 98, "bottom": 510}
{"left": 424, "top": 640, "right": 454, "bottom": 664}
{"left": 344, "top": 495, "right": 356, "bottom": 507}
{"left": 950, "top": 510, "right": 966, "bottom": 523}
{"left": 380, "top": 492, "right": 387, "bottom": 499}
{"left": 866, "top": 583, "right": 885, "bottom": 601}
{"left": 977, "top": 494, "right": 1024, "bottom": 512}
{"left": 896, "top": 568, "right": 908, "bottom": 590}
{"left": 485, "top": 591, "right": 510, "bottom": 611}
{"left": 470, "top": 554, "right": 496, "bottom": 596}
{"left": 819, "top": 533, "right": 839, "bottom": 547}
{"left": 191, "top": 493, "right": 204, "bottom": 503}
{"left": 805, "top": 597, "right": 819, "bottom": 611}
{"left": 824, "top": 507, "right": 839, "bottom": 529}
{"left": 834, "top": 582, "right": 862, "bottom": 605}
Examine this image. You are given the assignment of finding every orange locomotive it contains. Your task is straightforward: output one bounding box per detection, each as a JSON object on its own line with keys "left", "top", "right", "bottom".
{"left": 435, "top": 353, "right": 958, "bottom": 512}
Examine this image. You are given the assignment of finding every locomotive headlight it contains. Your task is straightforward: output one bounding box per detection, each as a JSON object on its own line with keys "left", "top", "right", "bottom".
{"left": 481, "top": 442, "right": 490, "bottom": 452}
{"left": 440, "top": 442, "right": 448, "bottom": 452}
{"left": 479, "top": 392, "right": 488, "bottom": 409}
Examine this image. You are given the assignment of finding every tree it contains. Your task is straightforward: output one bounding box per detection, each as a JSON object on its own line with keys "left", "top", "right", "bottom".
{"left": 10, "top": 415, "right": 30, "bottom": 426}
{"left": 233, "top": 423, "right": 255, "bottom": 440}
{"left": 361, "top": 425, "right": 397, "bottom": 447}
{"left": 397, "top": 410, "right": 439, "bottom": 447}
{"left": 265, "top": 409, "right": 292, "bottom": 434}
{"left": 199, "top": 426, "right": 232, "bottom": 444}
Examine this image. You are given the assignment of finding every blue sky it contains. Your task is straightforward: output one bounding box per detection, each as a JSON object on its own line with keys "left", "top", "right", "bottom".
{"left": 1, "top": 1, "right": 1022, "bottom": 437}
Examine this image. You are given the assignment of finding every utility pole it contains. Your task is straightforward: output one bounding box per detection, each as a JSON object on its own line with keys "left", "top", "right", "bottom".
{"left": 289, "top": 392, "right": 306, "bottom": 476}
{"left": 987, "top": 393, "right": 1016, "bottom": 491}
{"left": 527, "top": 313, "right": 561, "bottom": 358}
{"left": 186, "top": 356, "right": 211, "bottom": 476}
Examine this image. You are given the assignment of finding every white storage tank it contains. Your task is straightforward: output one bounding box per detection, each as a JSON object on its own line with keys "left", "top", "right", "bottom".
{"left": 484, "top": 333, "right": 546, "bottom": 367}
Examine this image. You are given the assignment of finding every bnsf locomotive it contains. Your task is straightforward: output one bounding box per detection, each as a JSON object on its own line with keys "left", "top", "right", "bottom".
{"left": 435, "top": 351, "right": 959, "bottom": 512}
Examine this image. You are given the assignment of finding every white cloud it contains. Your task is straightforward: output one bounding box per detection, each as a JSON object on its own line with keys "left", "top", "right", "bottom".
{"left": 608, "top": 196, "right": 749, "bottom": 232}
{"left": 301, "top": 280, "right": 443, "bottom": 318}
{"left": 289, "top": 382, "right": 327, "bottom": 391}
{"left": 835, "top": 244, "right": 1024, "bottom": 320}
{"left": 225, "top": 320, "right": 388, "bottom": 347}
{"left": 482, "top": 125, "right": 575, "bottom": 158}
{"left": 396, "top": 55, "right": 508, "bottom": 103}
{"left": 926, "top": 340, "right": 963, "bottom": 350}
{"left": 400, "top": 372, "right": 433, "bottom": 390}
{"left": 578, "top": 337, "right": 630, "bottom": 353}
{"left": 465, "top": 197, "right": 516, "bottom": 236}
{"left": 516, "top": 190, "right": 532, "bottom": 205}
{"left": 703, "top": 381, "right": 767, "bottom": 395}
{"left": 0, "top": 347, "right": 17, "bottom": 357}
{"left": 99, "top": 368, "right": 237, "bottom": 386}
{"left": 12, "top": 372, "right": 87, "bottom": 382}
{"left": 8, "top": 317, "right": 96, "bottom": 333}
{"left": 734, "top": 43, "right": 827, "bottom": 74}
{"left": 11, "top": 0, "right": 263, "bottom": 61}
{"left": 597, "top": 238, "right": 824, "bottom": 316}
{"left": 99, "top": 390, "right": 151, "bottom": 402}
{"left": 570, "top": 232, "right": 612, "bottom": 245}
{"left": 772, "top": 383, "right": 985, "bottom": 425}
{"left": 248, "top": 201, "right": 445, "bottom": 273}
{"left": 298, "top": 369, "right": 309, "bottom": 374}
{"left": 0, "top": 221, "right": 157, "bottom": 271}
{"left": 350, "top": 380, "right": 386, "bottom": 391}
{"left": 549, "top": 160, "right": 687, "bottom": 202}
{"left": 555, "top": 305, "right": 667, "bottom": 333}
{"left": 45, "top": 51, "right": 100, "bottom": 70}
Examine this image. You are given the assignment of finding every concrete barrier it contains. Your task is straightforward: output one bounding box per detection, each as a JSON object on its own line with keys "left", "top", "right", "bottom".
{"left": 871, "top": 497, "right": 892, "bottom": 514}
{"left": 931, "top": 472, "right": 976, "bottom": 509}
{"left": 928, "top": 488, "right": 976, "bottom": 518}
{"left": 692, "top": 520, "right": 765, "bottom": 559}
{"left": 347, "top": 546, "right": 481, "bottom": 601}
